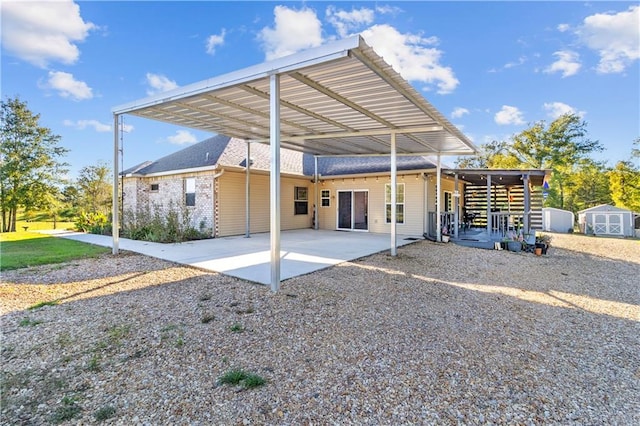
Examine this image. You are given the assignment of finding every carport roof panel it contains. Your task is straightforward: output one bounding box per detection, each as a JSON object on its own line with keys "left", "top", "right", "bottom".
{"left": 113, "top": 35, "right": 477, "bottom": 156}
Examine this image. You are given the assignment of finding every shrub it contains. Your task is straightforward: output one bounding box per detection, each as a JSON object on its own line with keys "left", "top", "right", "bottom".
{"left": 76, "top": 211, "right": 110, "bottom": 235}
{"left": 120, "top": 201, "right": 209, "bottom": 243}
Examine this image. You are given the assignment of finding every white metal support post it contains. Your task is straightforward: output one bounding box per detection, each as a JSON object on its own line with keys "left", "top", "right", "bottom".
{"left": 112, "top": 114, "right": 120, "bottom": 255}
{"left": 390, "top": 133, "right": 397, "bottom": 256}
{"left": 314, "top": 156, "right": 319, "bottom": 230}
{"left": 436, "top": 155, "right": 441, "bottom": 242}
{"left": 269, "top": 74, "right": 281, "bottom": 292}
{"left": 245, "top": 140, "right": 251, "bottom": 238}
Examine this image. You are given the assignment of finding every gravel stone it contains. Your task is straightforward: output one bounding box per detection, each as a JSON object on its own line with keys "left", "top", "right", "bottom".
{"left": 1, "top": 233, "right": 638, "bottom": 424}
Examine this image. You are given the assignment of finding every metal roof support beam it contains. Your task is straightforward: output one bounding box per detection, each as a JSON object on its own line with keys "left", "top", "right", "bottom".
{"left": 390, "top": 132, "right": 397, "bottom": 256}
{"left": 112, "top": 114, "right": 120, "bottom": 255}
{"left": 285, "top": 125, "right": 444, "bottom": 142}
{"left": 314, "top": 156, "right": 319, "bottom": 230}
{"left": 523, "top": 173, "right": 530, "bottom": 234}
{"left": 486, "top": 174, "right": 492, "bottom": 236}
{"left": 269, "top": 74, "right": 281, "bottom": 292}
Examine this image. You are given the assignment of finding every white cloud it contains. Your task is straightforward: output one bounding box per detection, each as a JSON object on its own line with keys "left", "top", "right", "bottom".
{"left": 146, "top": 73, "right": 178, "bottom": 96}
{"left": 504, "top": 56, "right": 527, "bottom": 69}
{"left": 258, "top": 6, "right": 323, "bottom": 60}
{"left": 121, "top": 123, "right": 134, "bottom": 133}
{"left": 557, "top": 23, "right": 571, "bottom": 32}
{"left": 326, "top": 6, "right": 375, "bottom": 38}
{"left": 64, "top": 119, "right": 110, "bottom": 132}
{"left": 544, "top": 50, "right": 581, "bottom": 77}
{"left": 495, "top": 105, "right": 525, "bottom": 126}
{"left": 206, "top": 29, "right": 226, "bottom": 55}
{"left": 451, "top": 107, "right": 470, "bottom": 119}
{"left": 543, "top": 102, "right": 585, "bottom": 119}
{"left": 577, "top": 5, "right": 639, "bottom": 74}
{"left": 0, "top": 0, "right": 95, "bottom": 68}
{"left": 167, "top": 130, "right": 197, "bottom": 145}
{"left": 361, "top": 25, "right": 459, "bottom": 94}
{"left": 42, "top": 71, "right": 93, "bottom": 100}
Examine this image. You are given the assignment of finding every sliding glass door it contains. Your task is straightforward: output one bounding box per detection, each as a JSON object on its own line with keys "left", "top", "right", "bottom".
{"left": 337, "top": 190, "right": 368, "bottom": 231}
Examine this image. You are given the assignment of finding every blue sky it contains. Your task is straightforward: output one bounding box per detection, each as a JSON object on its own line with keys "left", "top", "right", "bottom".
{"left": 2, "top": 1, "right": 638, "bottom": 179}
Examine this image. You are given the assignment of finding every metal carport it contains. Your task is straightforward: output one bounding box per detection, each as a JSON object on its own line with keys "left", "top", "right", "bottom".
{"left": 111, "top": 35, "right": 477, "bottom": 291}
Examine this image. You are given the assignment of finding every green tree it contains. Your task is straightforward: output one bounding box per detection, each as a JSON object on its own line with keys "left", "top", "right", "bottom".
{"left": 0, "top": 96, "right": 69, "bottom": 232}
{"left": 76, "top": 162, "right": 112, "bottom": 215}
{"left": 609, "top": 138, "right": 640, "bottom": 212}
{"left": 562, "top": 159, "right": 612, "bottom": 212}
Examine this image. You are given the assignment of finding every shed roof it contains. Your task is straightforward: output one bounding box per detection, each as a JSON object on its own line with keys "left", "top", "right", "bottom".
{"left": 578, "top": 204, "right": 633, "bottom": 214}
{"left": 112, "top": 36, "right": 477, "bottom": 157}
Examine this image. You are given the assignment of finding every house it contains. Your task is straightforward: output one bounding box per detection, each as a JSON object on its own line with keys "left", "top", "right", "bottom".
{"left": 578, "top": 204, "right": 636, "bottom": 237}
{"left": 122, "top": 135, "right": 548, "bottom": 244}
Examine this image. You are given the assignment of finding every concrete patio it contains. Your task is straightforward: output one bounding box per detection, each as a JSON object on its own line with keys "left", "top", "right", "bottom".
{"left": 49, "top": 229, "right": 423, "bottom": 285}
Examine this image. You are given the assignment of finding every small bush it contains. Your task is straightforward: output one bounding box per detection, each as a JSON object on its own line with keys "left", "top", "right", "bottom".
{"left": 229, "top": 323, "right": 244, "bottom": 333}
{"left": 50, "top": 395, "right": 81, "bottom": 424}
{"left": 76, "top": 211, "right": 110, "bottom": 235}
{"left": 201, "top": 313, "right": 215, "bottom": 324}
{"left": 121, "top": 202, "right": 209, "bottom": 243}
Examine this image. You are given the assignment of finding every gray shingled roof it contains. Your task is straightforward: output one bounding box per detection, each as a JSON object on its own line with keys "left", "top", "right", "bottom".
{"left": 123, "top": 135, "right": 436, "bottom": 177}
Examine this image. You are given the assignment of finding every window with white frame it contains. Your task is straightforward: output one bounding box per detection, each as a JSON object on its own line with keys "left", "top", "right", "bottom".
{"left": 185, "top": 178, "right": 196, "bottom": 207}
{"left": 294, "top": 186, "right": 308, "bottom": 215}
{"left": 385, "top": 183, "right": 404, "bottom": 224}
{"left": 321, "top": 189, "right": 330, "bottom": 207}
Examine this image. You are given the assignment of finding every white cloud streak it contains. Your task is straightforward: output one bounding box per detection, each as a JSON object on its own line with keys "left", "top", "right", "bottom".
{"left": 146, "top": 73, "right": 178, "bottom": 96}
{"left": 545, "top": 50, "right": 581, "bottom": 77}
{"left": 206, "top": 29, "right": 226, "bottom": 55}
{"left": 451, "top": 107, "right": 470, "bottom": 119}
{"left": 167, "top": 130, "right": 197, "bottom": 145}
{"left": 43, "top": 71, "right": 93, "bottom": 100}
{"left": 495, "top": 105, "right": 525, "bottom": 126}
{"left": 258, "top": 6, "right": 323, "bottom": 60}
{"left": 577, "top": 5, "right": 639, "bottom": 74}
{"left": 0, "top": 0, "right": 95, "bottom": 68}
{"left": 64, "top": 119, "right": 111, "bottom": 132}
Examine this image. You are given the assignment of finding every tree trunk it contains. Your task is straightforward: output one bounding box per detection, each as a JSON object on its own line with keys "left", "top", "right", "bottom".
{"left": 9, "top": 207, "right": 17, "bottom": 232}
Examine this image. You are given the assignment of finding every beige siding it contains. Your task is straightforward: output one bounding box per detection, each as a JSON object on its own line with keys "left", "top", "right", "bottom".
{"left": 318, "top": 175, "right": 426, "bottom": 236}
{"left": 217, "top": 171, "right": 314, "bottom": 237}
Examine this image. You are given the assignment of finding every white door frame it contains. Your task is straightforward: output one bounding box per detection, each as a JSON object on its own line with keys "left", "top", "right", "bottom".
{"left": 592, "top": 212, "right": 623, "bottom": 235}
{"left": 336, "top": 189, "right": 369, "bottom": 232}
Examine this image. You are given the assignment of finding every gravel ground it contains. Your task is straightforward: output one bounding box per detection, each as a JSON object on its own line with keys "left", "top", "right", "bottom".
{"left": 1, "top": 232, "right": 639, "bottom": 425}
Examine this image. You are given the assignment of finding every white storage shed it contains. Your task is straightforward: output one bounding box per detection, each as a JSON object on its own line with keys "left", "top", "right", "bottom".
{"left": 578, "top": 204, "right": 635, "bottom": 237}
{"left": 542, "top": 207, "right": 575, "bottom": 233}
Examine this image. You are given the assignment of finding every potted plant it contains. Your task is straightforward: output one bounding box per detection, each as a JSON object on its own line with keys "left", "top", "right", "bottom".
{"left": 535, "top": 233, "right": 552, "bottom": 255}
{"left": 505, "top": 230, "right": 524, "bottom": 252}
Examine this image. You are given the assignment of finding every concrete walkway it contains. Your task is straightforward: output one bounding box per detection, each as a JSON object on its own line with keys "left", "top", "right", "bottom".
{"left": 48, "top": 229, "right": 423, "bottom": 285}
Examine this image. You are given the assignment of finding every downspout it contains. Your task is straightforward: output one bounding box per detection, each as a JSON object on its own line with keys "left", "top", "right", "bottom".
{"left": 213, "top": 168, "right": 225, "bottom": 238}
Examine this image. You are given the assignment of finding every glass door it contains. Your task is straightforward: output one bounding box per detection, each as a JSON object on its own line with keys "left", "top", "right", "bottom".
{"left": 337, "top": 190, "right": 368, "bottom": 231}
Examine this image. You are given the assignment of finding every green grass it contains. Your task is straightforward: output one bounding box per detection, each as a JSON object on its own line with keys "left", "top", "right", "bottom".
{"left": 94, "top": 405, "right": 116, "bottom": 421}
{"left": 19, "top": 317, "right": 43, "bottom": 327}
{"left": 229, "top": 323, "right": 244, "bottom": 333}
{"left": 217, "top": 369, "right": 266, "bottom": 389}
{"left": 0, "top": 231, "right": 109, "bottom": 271}
{"left": 27, "top": 300, "right": 59, "bottom": 310}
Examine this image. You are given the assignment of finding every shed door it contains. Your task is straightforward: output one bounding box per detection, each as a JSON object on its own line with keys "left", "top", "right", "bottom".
{"left": 593, "top": 213, "right": 623, "bottom": 235}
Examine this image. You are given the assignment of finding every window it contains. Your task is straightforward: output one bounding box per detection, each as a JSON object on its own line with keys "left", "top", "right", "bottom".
{"left": 385, "top": 183, "right": 404, "bottom": 224}
{"left": 150, "top": 183, "right": 159, "bottom": 192}
{"left": 321, "top": 189, "right": 331, "bottom": 207}
{"left": 294, "top": 186, "right": 308, "bottom": 215}
{"left": 185, "top": 178, "right": 196, "bottom": 207}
